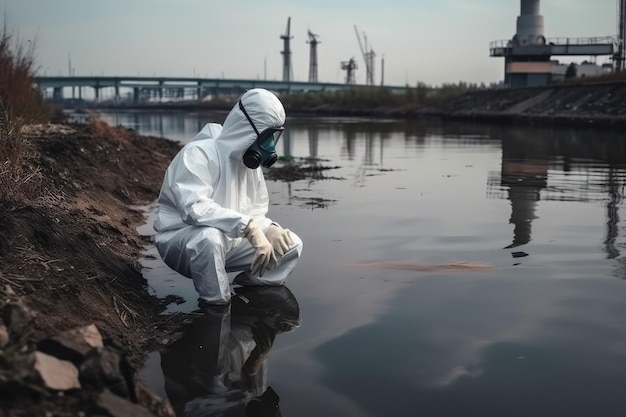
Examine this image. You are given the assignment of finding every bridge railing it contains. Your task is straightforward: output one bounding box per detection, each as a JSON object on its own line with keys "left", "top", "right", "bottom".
{"left": 489, "top": 35, "right": 617, "bottom": 50}
{"left": 34, "top": 76, "right": 412, "bottom": 102}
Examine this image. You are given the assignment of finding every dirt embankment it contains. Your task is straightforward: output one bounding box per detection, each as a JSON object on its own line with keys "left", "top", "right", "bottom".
{"left": 420, "top": 81, "right": 626, "bottom": 129}
{"left": 0, "top": 121, "right": 335, "bottom": 416}
{"left": 0, "top": 123, "right": 182, "bottom": 416}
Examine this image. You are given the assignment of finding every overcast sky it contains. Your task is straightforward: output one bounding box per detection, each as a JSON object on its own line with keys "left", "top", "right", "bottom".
{"left": 5, "top": 0, "right": 619, "bottom": 86}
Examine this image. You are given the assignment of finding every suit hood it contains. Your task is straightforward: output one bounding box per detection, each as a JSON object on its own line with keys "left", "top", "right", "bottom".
{"left": 217, "top": 88, "right": 286, "bottom": 161}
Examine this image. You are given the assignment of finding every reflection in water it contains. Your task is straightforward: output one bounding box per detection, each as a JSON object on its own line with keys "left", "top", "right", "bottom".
{"left": 87, "top": 109, "right": 227, "bottom": 143}
{"left": 88, "top": 110, "right": 626, "bottom": 260}
{"left": 499, "top": 131, "right": 549, "bottom": 249}
{"left": 89, "top": 111, "right": 626, "bottom": 415}
{"left": 281, "top": 129, "right": 291, "bottom": 158}
{"left": 161, "top": 286, "right": 301, "bottom": 417}
{"left": 487, "top": 127, "right": 626, "bottom": 255}
{"left": 308, "top": 127, "right": 318, "bottom": 159}
{"left": 314, "top": 276, "right": 626, "bottom": 417}
{"left": 343, "top": 128, "right": 356, "bottom": 161}
{"left": 604, "top": 168, "right": 624, "bottom": 260}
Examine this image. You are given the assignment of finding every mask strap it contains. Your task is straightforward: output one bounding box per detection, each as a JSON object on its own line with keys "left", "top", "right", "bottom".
{"left": 239, "top": 101, "right": 260, "bottom": 136}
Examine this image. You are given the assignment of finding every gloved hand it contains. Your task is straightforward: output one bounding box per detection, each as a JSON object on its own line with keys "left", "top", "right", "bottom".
{"left": 265, "top": 223, "right": 293, "bottom": 257}
{"left": 244, "top": 220, "right": 277, "bottom": 277}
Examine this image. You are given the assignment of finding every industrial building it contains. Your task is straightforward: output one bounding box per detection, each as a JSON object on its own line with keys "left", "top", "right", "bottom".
{"left": 490, "top": 0, "right": 625, "bottom": 88}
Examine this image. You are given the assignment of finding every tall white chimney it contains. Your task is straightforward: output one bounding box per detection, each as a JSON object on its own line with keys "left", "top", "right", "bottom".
{"left": 516, "top": 0, "right": 545, "bottom": 45}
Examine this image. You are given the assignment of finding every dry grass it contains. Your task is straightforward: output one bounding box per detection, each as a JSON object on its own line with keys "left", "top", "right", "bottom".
{"left": 0, "top": 27, "right": 48, "bottom": 123}
{"left": 85, "top": 111, "right": 132, "bottom": 150}
{"left": 0, "top": 24, "right": 50, "bottom": 205}
{"left": 0, "top": 113, "right": 43, "bottom": 204}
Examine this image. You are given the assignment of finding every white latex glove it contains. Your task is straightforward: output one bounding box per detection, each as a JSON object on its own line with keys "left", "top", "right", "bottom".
{"left": 265, "top": 223, "right": 293, "bottom": 257}
{"left": 244, "top": 220, "right": 277, "bottom": 277}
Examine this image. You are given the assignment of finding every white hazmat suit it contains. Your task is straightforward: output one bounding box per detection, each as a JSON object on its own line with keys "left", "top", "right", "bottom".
{"left": 154, "top": 89, "right": 303, "bottom": 304}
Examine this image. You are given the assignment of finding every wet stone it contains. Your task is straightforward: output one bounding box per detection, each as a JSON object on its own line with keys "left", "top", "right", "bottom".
{"left": 96, "top": 389, "right": 156, "bottom": 417}
{"left": 80, "top": 346, "right": 132, "bottom": 399}
{"left": 37, "top": 323, "right": 104, "bottom": 365}
{"left": 30, "top": 351, "right": 81, "bottom": 391}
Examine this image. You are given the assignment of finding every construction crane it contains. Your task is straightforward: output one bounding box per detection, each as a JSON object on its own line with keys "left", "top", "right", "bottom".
{"left": 307, "top": 30, "right": 320, "bottom": 83}
{"left": 354, "top": 25, "right": 375, "bottom": 85}
{"left": 281, "top": 17, "right": 293, "bottom": 82}
{"left": 341, "top": 57, "right": 357, "bottom": 84}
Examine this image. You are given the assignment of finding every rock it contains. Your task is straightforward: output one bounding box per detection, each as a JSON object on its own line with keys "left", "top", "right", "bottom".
{"left": 96, "top": 389, "right": 156, "bottom": 417}
{"left": 80, "top": 346, "right": 133, "bottom": 399}
{"left": 4, "top": 284, "right": 17, "bottom": 297}
{"left": 0, "top": 322, "right": 8, "bottom": 347}
{"left": 37, "top": 323, "right": 104, "bottom": 365}
{"left": 2, "top": 301, "right": 35, "bottom": 334}
{"left": 29, "top": 351, "right": 81, "bottom": 391}
{"left": 135, "top": 380, "right": 176, "bottom": 417}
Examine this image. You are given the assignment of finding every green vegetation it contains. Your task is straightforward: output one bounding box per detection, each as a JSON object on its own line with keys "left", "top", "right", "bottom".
{"left": 281, "top": 81, "right": 497, "bottom": 112}
{"left": 565, "top": 63, "right": 577, "bottom": 79}
{"left": 0, "top": 25, "right": 52, "bottom": 204}
{"left": 563, "top": 68, "right": 626, "bottom": 84}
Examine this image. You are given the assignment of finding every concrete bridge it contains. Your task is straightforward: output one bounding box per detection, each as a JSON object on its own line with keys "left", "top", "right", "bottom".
{"left": 34, "top": 76, "right": 411, "bottom": 102}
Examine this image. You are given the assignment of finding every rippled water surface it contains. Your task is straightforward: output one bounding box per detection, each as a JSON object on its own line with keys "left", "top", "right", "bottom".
{"left": 98, "top": 110, "right": 626, "bottom": 417}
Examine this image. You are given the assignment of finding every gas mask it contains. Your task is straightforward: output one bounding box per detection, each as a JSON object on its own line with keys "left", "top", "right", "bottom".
{"left": 239, "top": 100, "right": 284, "bottom": 169}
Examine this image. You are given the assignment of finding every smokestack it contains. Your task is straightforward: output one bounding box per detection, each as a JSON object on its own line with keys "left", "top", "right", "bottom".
{"left": 516, "top": 0, "right": 545, "bottom": 45}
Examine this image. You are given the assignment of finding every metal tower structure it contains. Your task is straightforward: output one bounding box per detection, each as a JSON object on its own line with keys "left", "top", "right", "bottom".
{"left": 490, "top": 0, "right": 615, "bottom": 87}
{"left": 617, "top": 0, "right": 626, "bottom": 71}
{"left": 354, "top": 25, "right": 375, "bottom": 85}
{"left": 307, "top": 30, "right": 320, "bottom": 83}
{"left": 341, "top": 58, "right": 357, "bottom": 84}
{"left": 281, "top": 17, "right": 293, "bottom": 82}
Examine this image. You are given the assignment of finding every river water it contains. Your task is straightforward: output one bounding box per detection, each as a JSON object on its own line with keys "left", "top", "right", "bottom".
{"left": 95, "top": 109, "right": 626, "bottom": 417}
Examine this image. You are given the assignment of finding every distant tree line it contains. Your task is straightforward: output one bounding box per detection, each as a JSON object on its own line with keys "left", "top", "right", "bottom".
{"left": 281, "top": 81, "right": 501, "bottom": 111}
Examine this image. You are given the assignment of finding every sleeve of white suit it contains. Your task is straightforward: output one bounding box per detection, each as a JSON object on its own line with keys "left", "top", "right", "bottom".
{"left": 170, "top": 145, "right": 250, "bottom": 238}
{"left": 248, "top": 169, "right": 272, "bottom": 230}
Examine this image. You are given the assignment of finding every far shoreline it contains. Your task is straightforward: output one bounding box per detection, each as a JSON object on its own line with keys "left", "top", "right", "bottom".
{"left": 56, "top": 80, "right": 626, "bottom": 132}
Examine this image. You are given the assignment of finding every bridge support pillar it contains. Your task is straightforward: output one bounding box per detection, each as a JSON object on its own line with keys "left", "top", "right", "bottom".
{"left": 94, "top": 87, "right": 100, "bottom": 101}
{"left": 133, "top": 88, "right": 140, "bottom": 102}
{"left": 115, "top": 82, "right": 120, "bottom": 101}
{"left": 53, "top": 87, "right": 63, "bottom": 100}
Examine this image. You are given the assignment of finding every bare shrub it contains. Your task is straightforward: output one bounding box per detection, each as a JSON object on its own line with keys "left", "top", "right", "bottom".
{"left": 0, "top": 27, "right": 48, "bottom": 123}
{"left": 85, "top": 111, "right": 131, "bottom": 149}
{"left": 0, "top": 24, "right": 49, "bottom": 204}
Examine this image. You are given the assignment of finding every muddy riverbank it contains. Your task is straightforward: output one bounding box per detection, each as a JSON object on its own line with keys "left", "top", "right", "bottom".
{"left": 0, "top": 120, "right": 335, "bottom": 416}
{"left": 418, "top": 81, "right": 626, "bottom": 130}
{"left": 288, "top": 81, "right": 626, "bottom": 130}
{"left": 0, "top": 122, "right": 183, "bottom": 416}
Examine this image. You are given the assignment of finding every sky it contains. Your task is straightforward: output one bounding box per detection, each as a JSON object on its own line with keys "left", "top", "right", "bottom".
{"left": 4, "top": 0, "right": 620, "bottom": 87}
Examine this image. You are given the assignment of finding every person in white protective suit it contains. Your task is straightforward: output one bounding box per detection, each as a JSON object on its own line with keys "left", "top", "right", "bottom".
{"left": 153, "top": 88, "right": 303, "bottom": 305}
